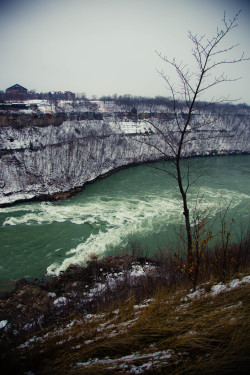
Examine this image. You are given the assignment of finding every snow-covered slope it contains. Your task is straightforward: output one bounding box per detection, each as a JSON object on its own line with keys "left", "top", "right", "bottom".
{"left": 0, "top": 109, "right": 249, "bottom": 206}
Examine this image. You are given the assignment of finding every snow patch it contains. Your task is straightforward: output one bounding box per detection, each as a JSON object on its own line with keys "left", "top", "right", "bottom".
{"left": 77, "top": 348, "right": 174, "bottom": 372}
{"left": 79, "top": 263, "right": 157, "bottom": 303}
{"left": 184, "top": 275, "right": 250, "bottom": 300}
{"left": 0, "top": 320, "right": 8, "bottom": 329}
{"left": 54, "top": 296, "right": 67, "bottom": 307}
{"left": 48, "top": 292, "right": 56, "bottom": 297}
{"left": 210, "top": 283, "right": 227, "bottom": 296}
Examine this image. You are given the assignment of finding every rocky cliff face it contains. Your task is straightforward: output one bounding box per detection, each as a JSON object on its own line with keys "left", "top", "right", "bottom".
{"left": 0, "top": 110, "right": 249, "bottom": 206}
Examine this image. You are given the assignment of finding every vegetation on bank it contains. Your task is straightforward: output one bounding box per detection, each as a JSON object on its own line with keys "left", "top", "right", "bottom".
{"left": 0, "top": 229, "right": 250, "bottom": 374}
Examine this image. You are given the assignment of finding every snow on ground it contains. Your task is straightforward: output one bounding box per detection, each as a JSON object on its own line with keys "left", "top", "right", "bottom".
{"left": 184, "top": 274, "right": 250, "bottom": 301}
{"left": 108, "top": 120, "right": 153, "bottom": 134}
{"left": 22, "top": 99, "right": 52, "bottom": 113}
{"left": 77, "top": 348, "right": 176, "bottom": 373}
{"left": 79, "top": 262, "right": 157, "bottom": 303}
{"left": 16, "top": 305, "right": 142, "bottom": 351}
{"left": 0, "top": 320, "right": 8, "bottom": 329}
{"left": 14, "top": 264, "right": 156, "bottom": 350}
{"left": 2, "top": 99, "right": 91, "bottom": 114}
{"left": 53, "top": 296, "right": 68, "bottom": 307}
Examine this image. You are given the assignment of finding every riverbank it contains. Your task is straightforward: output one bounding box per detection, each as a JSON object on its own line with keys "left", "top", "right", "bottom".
{"left": 1, "top": 151, "right": 249, "bottom": 209}
{"left": 1, "top": 246, "right": 250, "bottom": 374}
{"left": 1, "top": 103, "right": 250, "bottom": 207}
{"left": 0, "top": 160, "right": 148, "bottom": 208}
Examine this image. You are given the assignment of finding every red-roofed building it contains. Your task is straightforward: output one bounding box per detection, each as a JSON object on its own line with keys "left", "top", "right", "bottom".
{"left": 6, "top": 84, "right": 28, "bottom": 94}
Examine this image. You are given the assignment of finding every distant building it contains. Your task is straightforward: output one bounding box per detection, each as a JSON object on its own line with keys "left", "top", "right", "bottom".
{"left": 3, "top": 85, "right": 75, "bottom": 101}
{"left": 6, "top": 84, "right": 28, "bottom": 94}
{"left": 64, "top": 91, "right": 75, "bottom": 100}
{"left": 48, "top": 91, "right": 75, "bottom": 100}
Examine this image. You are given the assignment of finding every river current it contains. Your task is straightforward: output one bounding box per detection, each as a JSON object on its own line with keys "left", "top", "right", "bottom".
{"left": 0, "top": 155, "right": 249, "bottom": 289}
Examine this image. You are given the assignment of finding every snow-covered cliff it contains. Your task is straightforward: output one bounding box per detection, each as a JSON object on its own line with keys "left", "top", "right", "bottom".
{"left": 0, "top": 110, "right": 249, "bottom": 206}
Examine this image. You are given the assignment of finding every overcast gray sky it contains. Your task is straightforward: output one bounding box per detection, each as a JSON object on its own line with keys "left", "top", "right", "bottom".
{"left": 0, "top": 0, "right": 249, "bottom": 103}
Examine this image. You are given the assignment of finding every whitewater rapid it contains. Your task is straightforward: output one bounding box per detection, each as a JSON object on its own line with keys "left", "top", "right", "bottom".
{"left": 1, "top": 162, "right": 249, "bottom": 280}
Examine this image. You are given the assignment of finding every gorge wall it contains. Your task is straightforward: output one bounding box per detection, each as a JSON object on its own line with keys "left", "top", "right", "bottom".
{"left": 0, "top": 109, "right": 249, "bottom": 206}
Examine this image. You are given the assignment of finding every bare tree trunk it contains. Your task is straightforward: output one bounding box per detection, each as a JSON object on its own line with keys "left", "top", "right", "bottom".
{"left": 176, "top": 159, "right": 192, "bottom": 261}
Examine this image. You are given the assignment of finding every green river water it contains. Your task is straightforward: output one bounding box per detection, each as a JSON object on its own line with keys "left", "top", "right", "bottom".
{"left": 0, "top": 155, "right": 249, "bottom": 290}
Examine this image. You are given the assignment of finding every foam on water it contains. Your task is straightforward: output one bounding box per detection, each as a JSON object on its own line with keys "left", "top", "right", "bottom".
{"left": 2, "top": 186, "right": 247, "bottom": 227}
{"left": 2, "top": 193, "right": 181, "bottom": 227}
{"left": 46, "top": 195, "right": 183, "bottom": 275}
{"left": 46, "top": 187, "right": 248, "bottom": 276}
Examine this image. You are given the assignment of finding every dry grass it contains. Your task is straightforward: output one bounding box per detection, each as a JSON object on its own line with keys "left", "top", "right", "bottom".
{"left": 3, "top": 270, "right": 250, "bottom": 375}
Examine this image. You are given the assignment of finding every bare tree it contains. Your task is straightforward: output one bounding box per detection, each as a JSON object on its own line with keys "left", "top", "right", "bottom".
{"left": 141, "top": 11, "right": 249, "bottom": 269}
